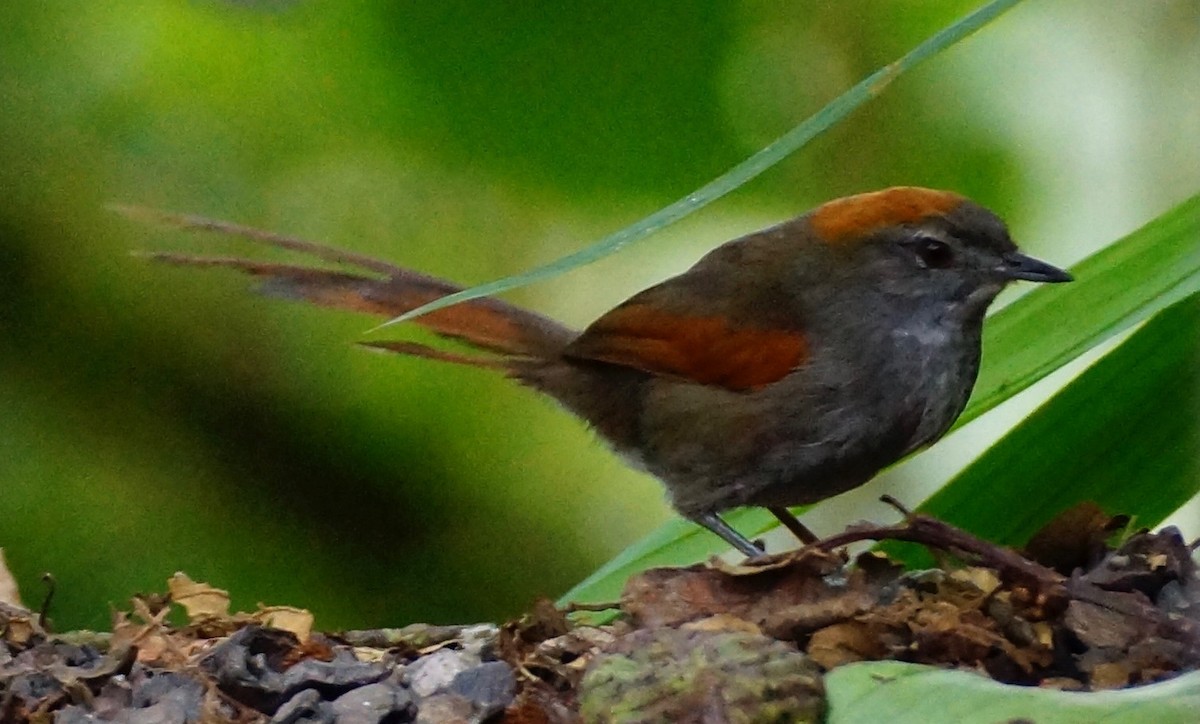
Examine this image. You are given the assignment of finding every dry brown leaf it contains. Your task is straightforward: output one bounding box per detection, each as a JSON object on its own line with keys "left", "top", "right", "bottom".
{"left": 762, "top": 585, "right": 876, "bottom": 639}
{"left": 0, "top": 606, "right": 38, "bottom": 646}
{"left": 950, "top": 567, "right": 1001, "bottom": 597}
{"left": 168, "top": 573, "right": 230, "bottom": 620}
{"left": 0, "top": 549, "right": 23, "bottom": 608}
{"left": 623, "top": 555, "right": 883, "bottom": 631}
{"left": 680, "top": 614, "right": 762, "bottom": 636}
{"left": 254, "top": 605, "right": 314, "bottom": 641}
{"left": 353, "top": 646, "right": 387, "bottom": 663}
{"left": 1023, "top": 501, "right": 1126, "bottom": 574}
{"left": 807, "top": 621, "right": 889, "bottom": 669}
{"left": 111, "top": 604, "right": 186, "bottom": 666}
{"left": 1090, "top": 661, "right": 1132, "bottom": 689}
{"left": 709, "top": 547, "right": 843, "bottom": 577}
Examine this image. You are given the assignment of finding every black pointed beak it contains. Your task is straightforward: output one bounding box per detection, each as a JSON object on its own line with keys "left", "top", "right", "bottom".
{"left": 1001, "top": 252, "right": 1072, "bottom": 283}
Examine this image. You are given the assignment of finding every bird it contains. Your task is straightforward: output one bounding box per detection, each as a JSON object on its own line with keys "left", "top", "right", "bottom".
{"left": 139, "top": 187, "right": 1072, "bottom": 558}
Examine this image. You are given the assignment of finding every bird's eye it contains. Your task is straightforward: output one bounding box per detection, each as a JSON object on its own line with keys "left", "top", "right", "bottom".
{"left": 911, "top": 236, "right": 954, "bottom": 269}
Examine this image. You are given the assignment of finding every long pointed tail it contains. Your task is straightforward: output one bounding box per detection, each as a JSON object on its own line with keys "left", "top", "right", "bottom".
{"left": 124, "top": 207, "right": 576, "bottom": 365}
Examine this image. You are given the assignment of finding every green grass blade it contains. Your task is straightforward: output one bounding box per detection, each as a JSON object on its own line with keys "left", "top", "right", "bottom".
{"left": 381, "top": 0, "right": 1024, "bottom": 329}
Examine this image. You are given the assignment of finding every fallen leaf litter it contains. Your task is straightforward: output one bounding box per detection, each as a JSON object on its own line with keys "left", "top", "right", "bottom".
{"left": 1, "top": 504, "right": 1197, "bottom": 722}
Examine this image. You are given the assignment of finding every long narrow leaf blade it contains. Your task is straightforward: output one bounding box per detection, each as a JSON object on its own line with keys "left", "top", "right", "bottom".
{"left": 384, "top": 0, "right": 1023, "bottom": 328}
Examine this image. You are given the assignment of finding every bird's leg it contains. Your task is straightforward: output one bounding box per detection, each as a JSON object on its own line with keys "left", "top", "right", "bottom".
{"left": 695, "top": 512, "right": 765, "bottom": 558}
{"left": 767, "top": 506, "right": 818, "bottom": 545}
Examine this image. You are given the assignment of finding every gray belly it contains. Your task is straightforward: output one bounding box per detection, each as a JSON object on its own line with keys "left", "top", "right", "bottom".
{"left": 643, "top": 326, "right": 981, "bottom": 516}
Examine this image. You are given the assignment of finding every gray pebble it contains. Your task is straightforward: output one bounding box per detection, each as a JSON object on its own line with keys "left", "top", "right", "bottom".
{"left": 455, "top": 624, "right": 499, "bottom": 662}
{"left": 330, "top": 681, "right": 415, "bottom": 723}
{"left": 271, "top": 688, "right": 333, "bottom": 724}
{"left": 448, "top": 662, "right": 515, "bottom": 718}
{"left": 130, "top": 669, "right": 206, "bottom": 721}
{"left": 414, "top": 693, "right": 473, "bottom": 724}
{"left": 50, "top": 706, "right": 100, "bottom": 724}
{"left": 279, "top": 656, "right": 390, "bottom": 700}
{"left": 405, "top": 649, "right": 472, "bottom": 698}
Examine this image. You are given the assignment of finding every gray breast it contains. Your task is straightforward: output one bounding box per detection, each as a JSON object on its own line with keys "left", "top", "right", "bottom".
{"left": 886, "top": 317, "right": 982, "bottom": 454}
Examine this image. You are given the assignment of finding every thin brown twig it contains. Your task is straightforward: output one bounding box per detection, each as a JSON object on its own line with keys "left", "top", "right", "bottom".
{"left": 878, "top": 494, "right": 912, "bottom": 518}
{"left": 811, "top": 514, "right": 1066, "bottom": 595}
{"left": 562, "top": 601, "right": 621, "bottom": 614}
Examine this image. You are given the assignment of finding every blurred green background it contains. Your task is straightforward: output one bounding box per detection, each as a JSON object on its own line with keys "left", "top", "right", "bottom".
{"left": 1, "top": 0, "right": 1197, "bottom": 631}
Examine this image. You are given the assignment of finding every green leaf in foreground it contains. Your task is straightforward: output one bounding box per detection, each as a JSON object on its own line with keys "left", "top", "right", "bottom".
{"left": 559, "top": 193, "right": 1200, "bottom": 607}
{"left": 825, "top": 662, "right": 1200, "bottom": 724}
{"left": 382, "top": 0, "right": 1023, "bottom": 329}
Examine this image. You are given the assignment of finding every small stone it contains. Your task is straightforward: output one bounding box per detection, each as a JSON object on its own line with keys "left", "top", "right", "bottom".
{"left": 271, "top": 688, "right": 334, "bottom": 724}
{"left": 200, "top": 626, "right": 295, "bottom": 708}
{"left": 405, "top": 649, "right": 472, "bottom": 698}
{"left": 50, "top": 707, "right": 100, "bottom": 724}
{"left": 92, "top": 674, "right": 133, "bottom": 718}
{"left": 122, "top": 699, "right": 191, "bottom": 724}
{"left": 330, "top": 682, "right": 415, "bottom": 724}
{"left": 130, "top": 668, "right": 207, "bottom": 721}
{"left": 415, "top": 693, "right": 473, "bottom": 724}
{"left": 278, "top": 655, "right": 390, "bottom": 700}
{"left": 455, "top": 624, "right": 499, "bottom": 662}
{"left": 5, "top": 671, "right": 63, "bottom": 706}
{"left": 448, "top": 662, "right": 516, "bottom": 718}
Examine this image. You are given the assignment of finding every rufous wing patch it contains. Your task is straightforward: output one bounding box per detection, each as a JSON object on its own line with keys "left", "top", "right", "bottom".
{"left": 565, "top": 304, "right": 807, "bottom": 391}
{"left": 810, "top": 187, "right": 964, "bottom": 244}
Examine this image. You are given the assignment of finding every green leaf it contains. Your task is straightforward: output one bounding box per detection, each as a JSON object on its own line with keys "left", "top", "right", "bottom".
{"left": 381, "top": 0, "right": 1023, "bottom": 330}
{"left": 825, "top": 662, "right": 1200, "bottom": 724}
{"left": 559, "top": 193, "right": 1200, "bottom": 607}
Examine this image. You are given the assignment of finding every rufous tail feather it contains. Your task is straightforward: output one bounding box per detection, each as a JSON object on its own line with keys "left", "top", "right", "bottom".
{"left": 125, "top": 207, "right": 576, "bottom": 363}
